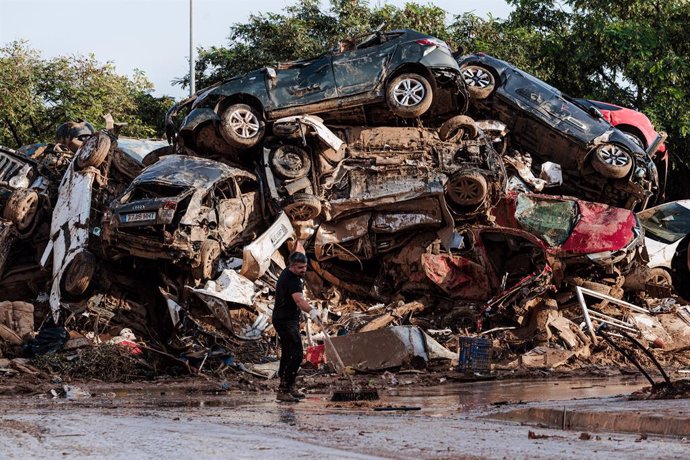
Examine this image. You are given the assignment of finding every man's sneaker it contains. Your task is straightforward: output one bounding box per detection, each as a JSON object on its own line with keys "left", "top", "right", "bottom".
{"left": 289, "top": 387, "right": 306, "bottom": 399}
{"left": 276, "top": 389, "right": 299, "bottom": 402}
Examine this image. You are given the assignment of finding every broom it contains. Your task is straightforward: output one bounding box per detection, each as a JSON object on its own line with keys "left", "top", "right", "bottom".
{"left": 313, "top": 317, "right": 379, "bottom": 401}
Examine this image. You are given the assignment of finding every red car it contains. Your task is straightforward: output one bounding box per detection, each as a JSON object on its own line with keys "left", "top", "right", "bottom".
{"left": 577, "top": 99, "right": 668, "bottom": 198}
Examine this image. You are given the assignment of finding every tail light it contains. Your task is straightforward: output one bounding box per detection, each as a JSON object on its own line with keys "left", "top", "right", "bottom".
{"left": 416, "top": 38, "right": 451, "bottom": 54}
{"left": 160, "top": 201, "right": 177, "bottom": 221}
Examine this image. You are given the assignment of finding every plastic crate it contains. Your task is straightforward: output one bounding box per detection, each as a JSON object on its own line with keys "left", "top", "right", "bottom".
{"left": 457, "top": 336, "right": 491, "bottom": 373}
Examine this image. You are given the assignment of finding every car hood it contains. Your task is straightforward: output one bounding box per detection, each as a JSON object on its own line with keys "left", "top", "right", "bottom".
{"left": 561, "top": 201, "right": 636, "bottom": 254}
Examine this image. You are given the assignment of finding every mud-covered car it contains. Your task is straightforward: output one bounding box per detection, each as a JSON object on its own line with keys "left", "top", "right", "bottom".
{"left": 102, "top": 155, "right": 263, "bottom": 280}
{"left": 637, "top": 200, "right": 690, "bottom": 290}
{"left": 491, "top": 193, "right": 646, "bottom": 276}
{"left": 262, "top": 115, "right": 505, "bottom": 225}
{"left": 0, "top": 145, "right": 48, "bottom": 239}
{"left": 172, "top": 29, "right": 464, "bottom": 153}
{"left": 457, "top": 53, "right": 658, "bottom": 210}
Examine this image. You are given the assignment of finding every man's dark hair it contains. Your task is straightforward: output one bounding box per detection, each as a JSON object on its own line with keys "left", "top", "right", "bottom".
{"left": 289, "top": 252, "right": 308, "bottom": 265}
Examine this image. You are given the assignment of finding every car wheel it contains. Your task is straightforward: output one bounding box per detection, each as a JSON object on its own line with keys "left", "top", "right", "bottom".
{"left": 439, "top": 115, "right": 479, "bottom": 141}
{"left": 76, "top": 132, "right": 110, "bottom": 169}
{"left": 270, "top": 145, "right": 311, "bottom": 179}
{"left": 446, "top": 172, "right": 488, "bottom": 206}
{"left": 386, "top": 73, "right": 433, "bottom": 118}
{"left": 3, "top": 189, "right": 40, "bottom": 234}
{"left": 283, "top": 193, "right": 321, "bottom": 221}
{"left": 192, "top": 240, "right": 221, "bottom": 280}
{"left": 591, "top": 144, "right": 632, "bottom": 179}
{"left": 63, "top": 251, "right": 96, "bottom": 296}
{"left": 646, "top": 268, "right": 672, "bottom": 287}
{"left": 219, "top": 103, "right": 265, "bottom": 149}
{"left": 461, "top": 64, "right": 496, "bottom": 100}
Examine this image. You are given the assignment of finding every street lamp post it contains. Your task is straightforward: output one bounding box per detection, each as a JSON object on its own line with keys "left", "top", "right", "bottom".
{"left": 190, "top": 0, "right": 195, "bottom": 96}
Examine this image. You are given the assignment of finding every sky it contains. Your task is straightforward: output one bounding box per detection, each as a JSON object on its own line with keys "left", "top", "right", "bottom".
{"left": 0, "top": 0, "right": 511, "bottom": 100}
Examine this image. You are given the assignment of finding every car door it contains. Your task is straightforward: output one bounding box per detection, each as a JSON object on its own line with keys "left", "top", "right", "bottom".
{"left": 270, "top": 54, "right": 337, "bottom": 108}
{"left": 332, "top": 34, "right": 399, "bottom": 97}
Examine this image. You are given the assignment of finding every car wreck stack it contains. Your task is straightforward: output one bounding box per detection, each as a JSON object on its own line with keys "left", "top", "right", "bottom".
{"left": 0, "top": 29, "right": 688, "bottom": 385}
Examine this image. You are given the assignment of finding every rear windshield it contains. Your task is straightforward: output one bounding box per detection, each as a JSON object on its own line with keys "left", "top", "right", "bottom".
{"left": 127, "top": 183, "right": 188, "bottom": 201}
{"left": 638, "top": 202, "right": 690, "bottom": 244}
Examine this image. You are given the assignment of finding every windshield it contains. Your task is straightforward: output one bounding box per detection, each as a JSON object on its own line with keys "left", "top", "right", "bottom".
{"left": 514, "top": 194, "right": 578, "bottom": 246}
{"left": 638, "top": 202, "right": 690, "bottom": 244}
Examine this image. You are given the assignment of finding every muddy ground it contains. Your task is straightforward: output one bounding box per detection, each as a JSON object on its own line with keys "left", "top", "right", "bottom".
{"left": 1, "top": 374, "right": 688, "bottom": 459}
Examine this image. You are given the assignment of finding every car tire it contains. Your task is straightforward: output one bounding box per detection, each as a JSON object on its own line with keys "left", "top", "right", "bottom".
{"left": 446, "top": 172, "right": 488, "bottom": 206}
{"left": 461, "top": 64, "right": 496, "bottom": 100}
{"left": 63, "top": 251, "right": 96, "bottom": 296}
{"left": 270, "top": 145, "right": 311, "bottom": 179}
{"left": 591, "top": 144, "right": 632, "bottom": 179}
{"left": 646, "top": 268, "right": 672, "bottom": 287}
{"left": 283, "top": 193, "right": 321, "bottom": 221}
{"left": 192, "top": 240, "right": 221, "bottom": 280}
{"left": 76, "top": 132, "right": 110, "bottom": 169}
{"left": 386, "top": 73, "right": 433, "bottom": 119}
{"left": 3, "top": 189, "right": 40, "bottom": 234}
{"left": 219, "top": 103, "right": 265, "bottom": 149}
{"left": 439, "top": 115, "right": 479, "bottom": 141}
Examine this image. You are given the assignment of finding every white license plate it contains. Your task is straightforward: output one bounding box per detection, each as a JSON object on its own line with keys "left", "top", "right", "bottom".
{"left": 123, "top": 211, "right": 156, "bottom": 223}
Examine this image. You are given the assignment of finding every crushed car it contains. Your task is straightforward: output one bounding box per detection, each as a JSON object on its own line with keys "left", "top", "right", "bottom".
{"left": 457, "top": 53, "right": 658, "bottom": 210}
{"left": 636, "top": 199, "right": 690, "bottom": 290}
{"left": 41, "top": 131, "right": 116, "bottom": 320}
{"left": 491, "top": 193, "right": 646, "bottom": 278}
{"left": 170, "top": 28, "right": 465, "bottom": 152}
{"left": 102, "top": 155, "right": 264, "bottom": 280}
{"left": 0, "top": 145, "right": 49, "bottom": 239}
{"left": 263, "top": 114, "right": 506, "bottom": 225}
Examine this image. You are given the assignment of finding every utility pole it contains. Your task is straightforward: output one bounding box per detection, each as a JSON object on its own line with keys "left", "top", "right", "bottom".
{"left": 189, "top": 0, "right": 195, "bottom": 96}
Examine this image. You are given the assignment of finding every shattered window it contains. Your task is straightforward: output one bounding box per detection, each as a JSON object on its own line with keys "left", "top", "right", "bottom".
{"left": 128, "top": 184, "right": 187, "bottom": 201}
{"left": 638, "top": 202, "right": 690, "bottom": 244}
{"left": 514, "top": 194, "right": 577, "bottom": 247}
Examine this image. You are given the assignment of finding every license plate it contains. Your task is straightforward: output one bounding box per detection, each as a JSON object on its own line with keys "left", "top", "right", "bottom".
{"left": 123, "top": 211, "right": 156, "bottom": 223}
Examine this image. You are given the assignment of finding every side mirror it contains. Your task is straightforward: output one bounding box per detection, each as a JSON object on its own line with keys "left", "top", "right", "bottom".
{"left": 588, "top": 106, "right": 603, "bottom": 119}
{"left": 452, "top": 46, "right": 465, "bottom": 58}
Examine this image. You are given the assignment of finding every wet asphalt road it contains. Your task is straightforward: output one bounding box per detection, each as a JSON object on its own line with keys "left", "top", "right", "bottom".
{"left": 1, "top": 377, "right": 688, "bottom": 459}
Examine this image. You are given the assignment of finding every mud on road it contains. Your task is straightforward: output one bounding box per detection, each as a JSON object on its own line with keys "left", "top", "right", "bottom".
{"left": 1, "top": 376, "right": 688, "bottom": 459}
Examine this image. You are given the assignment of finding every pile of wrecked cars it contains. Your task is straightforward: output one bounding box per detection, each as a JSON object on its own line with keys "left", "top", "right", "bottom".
{"left": 1, "top": 28, "right": 688, "bottom": 387}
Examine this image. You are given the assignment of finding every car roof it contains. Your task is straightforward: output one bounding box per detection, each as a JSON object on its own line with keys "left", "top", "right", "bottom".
{"left": 133, "top": 154, "right": 255, "bottom": 188}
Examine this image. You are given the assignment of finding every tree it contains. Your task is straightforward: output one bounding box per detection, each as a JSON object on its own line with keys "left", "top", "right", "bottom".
{"left": 0, "top": 41, "right": 172, "bottom": 147}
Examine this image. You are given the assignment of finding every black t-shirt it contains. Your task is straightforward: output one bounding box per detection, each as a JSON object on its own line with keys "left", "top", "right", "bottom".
{"left": 272, "top": 268, "right": 304, "bottom": 322}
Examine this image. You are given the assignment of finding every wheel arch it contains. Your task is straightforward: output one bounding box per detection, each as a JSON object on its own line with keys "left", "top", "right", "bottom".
{"left": 386, "top": 63, "right": 436, "bottom": 91}
{"left": 216, "top": 94, "right": 266, "bottom": 119}
{"left": 615, "top": 124, "right": 648, "bottom": 148}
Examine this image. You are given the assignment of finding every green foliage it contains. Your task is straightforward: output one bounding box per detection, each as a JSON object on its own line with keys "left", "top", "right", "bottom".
{"left": 0, "top": 41, "right": 170, "bottom": 147}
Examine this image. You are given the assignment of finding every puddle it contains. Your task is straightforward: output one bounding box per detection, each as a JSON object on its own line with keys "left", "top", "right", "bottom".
{"left": 382, "top": 376, "right": 648, "bottom": 414}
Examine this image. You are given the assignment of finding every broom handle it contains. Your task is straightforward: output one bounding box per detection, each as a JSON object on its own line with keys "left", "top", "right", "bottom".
{"left": 314, "top": 317, "right": 357, "bottom": 389}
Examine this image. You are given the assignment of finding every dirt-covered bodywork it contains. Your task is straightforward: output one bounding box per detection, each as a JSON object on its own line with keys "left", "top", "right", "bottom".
{"left": 264, "top": 115, "right": 505, "bottom": 223}
{"left": 171, "top": 29, "right": 464, "bottom": 152}
{"left": 457, "top": 53, "right": 658, "bottom": 210}
{"left": 102, "top": 155, "right": 262, "bottom": 280}
{"left": 491, "top": 193, "right": 646, "bottom": 276}
{"left": 0, "top": 145, "right": 49, "bottom": 240}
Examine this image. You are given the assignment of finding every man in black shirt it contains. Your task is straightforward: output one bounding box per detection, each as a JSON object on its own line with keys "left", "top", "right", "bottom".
{"left": 273, "top": 251, "right": 320, "bottom": 402}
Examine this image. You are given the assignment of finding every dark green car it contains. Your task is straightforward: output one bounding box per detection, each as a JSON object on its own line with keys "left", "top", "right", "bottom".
{"left": 169, "top": 29, "right": 464, "bottom": 153}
